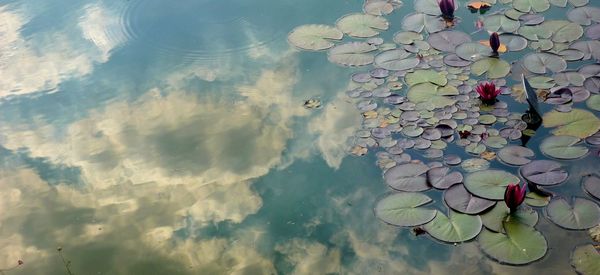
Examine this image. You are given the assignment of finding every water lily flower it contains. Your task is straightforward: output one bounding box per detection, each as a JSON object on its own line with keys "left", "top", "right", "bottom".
{"left": 504, "top": 183, "right": 526, "bottom": 213}
{"left": 439, "top": 0, "right": 456, "bottom": 21}
{"left": 489, "top": 32, "right": 500, "bottom": 55}
{"left": 475, "top": 81, "right": 501, "bottom": 105}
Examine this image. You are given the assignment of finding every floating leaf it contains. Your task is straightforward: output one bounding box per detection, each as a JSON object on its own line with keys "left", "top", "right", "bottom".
{"left": 570, "top": 40, "right": 600, "bottom": 60}
{"left": 415, "top": 0, "right": 442, "bottom": 15}
{"left": 513, "top": 0, "right": 550, "bottom": 13}
{"left": 328, "top": 42, "right": 377, "bottom": 66}
{"left": 559, "top": 49, "right": 585, "bottom": 61}
{"left": 520, "top": 160, "right": 568, "bottom": 186}
{"left": 384, "top": 163, "right": 431, "bottom": 191}
{"left": 424, "top": 210, "right": 483, "bottom": 243}
{"left": 288, "top": 25, "right": 343, "bottom": 51}
{"left": 497, "top": 146, "right": 534, "bottom": 166}
{"left": 582, "top": 174, "right": 600, "bottom": 200}
{"left": 374, "top": 49, "right": 420, "bottom": 71}
{"left": 407, "top": 83, "right": 458, "bottom": 109}
{"left": 479, "top": 222, "right": 547, "bottom": 265}
{"left": 471, "top": 58, "right": 511, "bottom": 79}
{"left": 571, "top": 245, "right": 600, "bottom": 275}
{"left": 484, "top": 14, "right": 521, "bottom": 33}
{"left": 546, "top": 197, "right": 600, "bottom": 230}
{"left": 364, "top": 1, "right": 395, "bottom": 16}
{"left": 525, "top": 192, "right": 551, "bottom": 207}
{"left": 456, "top": 43, "right": 493, "bottom": 61}
{"left": 587, "top": 95, "right": 600, "bottom": 111}
{"left": 444, "top": 184, "right": 496, "bottom": 214}
{"left": 336, "top": 13, "right": 389, "bottom": 38}
{"left": 427, "top": 167, "right": 463, "bottom": 189}
{"left": 523, "top": 53, "right": 567, "bottom": 74}
{"left": 394, "top": 31, "right": 423, "bottom": 44}
{"left": 542, "top": 109, "right": 600, "bottom": 138}
{"left": 567, "top": 7, "right": 600, "bottom": 26}
{"left": 428, "top": 31, "right": 472, "bottom": 53}
{"left": 375, "top": 192, "right": 438, "bottom": 226}
{"left": 405, "top": 70, "right": 448, "bottom": 86}
{"left": 585, "top": 24, "right": 600, "bottom": 39}
{"left": 552, "top": 21, "right": 584, "bottom": 43}
{"left": 402, "top": 12, "right": 445, "bottom": 33}
{"left": 553, "top": 71, "right": 585, "bottom": 87}
{"left": 481, "top": 204, "right": 539, "bottom": 232}
{"left": 499, "top": 34, "right": 528, "bottom": 51}
{"left": 461, "top": 158, "right": 490, "bottom": 172}
{"left": 540, "top": 135, "right": 589, "bottom": 159}
{"left": 464, "top": 170, "right": 520, "bottom": 200}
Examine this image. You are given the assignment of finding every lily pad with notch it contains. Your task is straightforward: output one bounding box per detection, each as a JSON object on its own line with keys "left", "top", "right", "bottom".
{"left": 375, "top": 192, "right": 438, "bottom": 227}
{"left": 444, "top": 183, "right": 496, "bottom": 214}
{"left": 336, "top": 13, "right": 389, "bottom": 38}
{"left": 546, "top": 197, "right": 600, "bottom": 230}
{"left": 540, "top": 135, "right": 589, "bottom": 160}
{"left": 384, "top": 163, "right": 431, "bottom": 192}
{"left": 328, "top": 42, "right": 377, "bottom": 66}
{"left": 478, "top": 221, "right": 548, "bottom": 265}
{"left": 464, "top": 170, "right": 520, "bottom": 200}
{"left": 497, "top": 146, "right": 535, "bottom": 166}
{"left": 520, "top": 160, "right": 569, "bottom": 186}
{"left": 288, "top": 25, "right": 343, "bottom": 51}
{"left": 424, "top": 210, "right": 483, "bottom": 243}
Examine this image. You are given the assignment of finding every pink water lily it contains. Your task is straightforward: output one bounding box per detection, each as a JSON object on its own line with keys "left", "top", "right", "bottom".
{"left": 475, "top": 81, "right": 501, "bottom": 105}
{"left": 504, "top": 183, "right": 526, "bottom": 213}
{"left": 438, "top": 0, "right": 456, "bottom": 21}
{"left": 489, "top": 32, "right": 500, "bottom": 55}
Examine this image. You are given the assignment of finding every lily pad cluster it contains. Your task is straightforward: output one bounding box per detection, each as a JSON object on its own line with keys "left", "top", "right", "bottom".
{"left": 289, "top": 0, "right": 600, "bottom": 269}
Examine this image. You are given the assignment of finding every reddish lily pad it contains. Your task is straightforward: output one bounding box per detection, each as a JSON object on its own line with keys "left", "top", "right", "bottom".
{"left": 444, "top": 184, "right": 496, "bottom": 214}
{"left": 520, "top": 160, "right": 569, "bottom": 186}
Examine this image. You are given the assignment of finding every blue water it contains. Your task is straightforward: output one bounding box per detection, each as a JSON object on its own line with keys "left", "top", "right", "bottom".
{"left": 0, "top": 0, "right": 599, "bottom": 274}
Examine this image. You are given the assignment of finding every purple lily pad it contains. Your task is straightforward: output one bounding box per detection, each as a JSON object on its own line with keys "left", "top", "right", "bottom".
{"left": 499, "top": 127, "right": 522, "bottom": 140}
{"left": 579, "top": 64, "right": 600, "bottom": 78}
{"left": 372, "top": 127, "right": 391, "bottom": 139}
{"left": 585, "top": 131, "right": 600, "bottom": 146}
{"left": 519, "top": 14, "right": 544, "bottom": 25}
{"left": 422, "top": 128, "right": 442, "bottom": 140}
{"left": 357, "top": 100, "right": 377, "bottom": 111}
{"left": 427, "top": 167, "right": 463, "bottom": 189}
{"left": 414, "top": 138, "right": 432, "bottom": 149}
{"left": 497, "top": 146, "right": 534, "bottom": 166}
{"left": 584, "top": 77, "right": 600, "bottom": 94}
{"left": 570, "top": 86, "right": 591, "bottom": 102}
{"left": 383, "top": 95, "right": 405, "bottom": 105}
{"left": 582, "top": 174, "right": 600, "bottom": 200}
{"left": 444, "top": 184, "right": 496, "bottom": 214}
{"left": 424, "top": 148, "right": 444, "bottom": 159}
{"left": 386, "top": 145, "right": 404, "bottom": 155}
{"left": 384, "top": 163, "right": 431, "bottom": 192}
{"left": 555, "top": 102, "right": 573, "bottom": 112}
{"left": 545, "top": 88, "right": 573, "bottom": 105}
{"left": 373, "top": 87, "right": 392, "bottom": 97}
{"left": 520, "top": 160, "right": 569, "bottom": 186}
{"left": 370, "top": 68, "right": 389, "bottom": 78}
{"left": 352, "top": 72, "right": 372, "bottom": 83}
{"left": 444, "top": 154, "right": 462, "bottom": 165}
{"left": 585, "top": 24, "right": 600, "bottom": 40}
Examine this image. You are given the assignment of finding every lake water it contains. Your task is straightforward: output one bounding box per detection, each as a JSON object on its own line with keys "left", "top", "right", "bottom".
{"left": 1, "top": 0, "right": 599, "bottom": 274}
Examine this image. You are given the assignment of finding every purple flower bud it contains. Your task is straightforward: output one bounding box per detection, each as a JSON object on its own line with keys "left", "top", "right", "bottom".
{"left": 504, "top": 183, "right": 526, "bottom": 213}
{"left": 490, "top": 32, "right": 500, "bottom": 54}
{"left": 439, "top": 0, "right": 455, "bottom": 20}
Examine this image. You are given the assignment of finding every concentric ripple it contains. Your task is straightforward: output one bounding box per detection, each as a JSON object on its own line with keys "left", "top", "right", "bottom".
{"left": 122, "top": 0, "right": 286, "bottom": 60}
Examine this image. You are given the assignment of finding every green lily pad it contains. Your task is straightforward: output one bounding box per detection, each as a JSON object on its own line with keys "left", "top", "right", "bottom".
{"left": 551, "top": 21, "right": 584, "bottom": 43}
{"left": 525, "top": 192, "right": 551, "bottom": 207}
{"left": 479, "top": 115, "right": 498, "bottom": 125}
{"left": 461, "top": 158, "right": 490, "bottom": 172}
{"left": 466, "top": 143, "right": 487, "bottom": 155}
{"left": 407, "top": 83, "right": 458, "bottom": 109}
{"left": 394, "top": 31, "right": 423, "bottom": 44}
{"left": 464, "top": 170, "right": 520, "bottom": 200}
{"left": 471, "top": 58, "right": 511, "bottom": 79}
{"left": 402, "top": 12, "right": 446, "bottom": 33}
{"left": 513, "top": 0, "right": 550, "bottom": 13}
{"left": 415, "top": 0, "right": 442, "bottom": 15}
{"left": 384, "top": 163, "right": 431, "bottom": 192}
{"left": 567, "top": 7, "right": 600, "bottom": 26}
{"left": 497, "top": 146, "right": 534, "bottom": 166}
{"left": 546, "top": 197, "right": 600, "bottom": 230}
{"left": 571, "top": 245, "right": 600, "bottom": 275}
{"left": 481, "top": 204, "right": 539, "bottom": 232}
{"left": 456, "top": 43, "right": 493, "bottom": 61}
{"left": 336, "top": 13, "right": 389, "bottom": 38}
{"left": 524, "top": 53, "right": 567, "bottom": 74}
{"left": 542, "top": 109, "right": 600, "bottom": 138}
{"left": 424, "top": 210, "right": 483, "bottom": 243}
{"left": 484, "top": 14, "right": 521, "bottom": 33}
{"left": 479, "top": 222, "right": 548, "bottom": 265}
{"left": 364, "top": 1, "right": 395, "bottom": 16}
{"left": 587, "top": 95, "right": 600, "bottom": 111}
{"left": 484, "top": 136, "right": 507, "bottom": 148}
{"left": 553, "top": 71, "right": 585, "bottom": 87}
{"left": 375, "top": 192, "right": 438, "bottom": 227}
{"left": 540, "top": 135, "right": 589, "bottom": 160}
{"left": 328, "top": 42, "right": 377, "bottom": 66}
{"left": 288, "top": 25, "right": 343, "bottom": 51}
{"left": 405, "top": 70, "right": 448, "bottom": 86}
{"left": 528, "top": 76, "right": 556, "bottom": 89}
{"left": 374, "top": 49, "right": 420, "bottom": 71}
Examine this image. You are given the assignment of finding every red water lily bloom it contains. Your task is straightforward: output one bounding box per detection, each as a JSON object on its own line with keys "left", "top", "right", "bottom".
{"left": 439, "top": 0, "right": 455, "bottom": 21}
{"left": 489, "top": 32, "right": 500, "bottom": 55}
{"left": 504, "top": 183, "right": 526, "bottom": 213}
{"left": 475, "top": 82, "right": 501, "bottom": 105}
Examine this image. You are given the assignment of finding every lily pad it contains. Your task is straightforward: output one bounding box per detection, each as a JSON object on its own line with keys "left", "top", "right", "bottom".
{"left": 328, "top": 42, "right": 377, "bottom": 66}
{"left": 571, "top": 245, "right": 600, "bottom": 275}
{"left": 444, "top": 184, "right": 496, "bottom": 214}
{"left": 384, "top": 163, "right": 431, "bottom": 192}
{"left": 520, "top": 160, "right": 569, "bottom": 186}
{"left": 375, "top": 192, "right": 438, "bottom": 227}
{"left": 288, "top": 25, "right": 343, "bottom": 51}
{"left": 587, "top": 95, "right": 600, "bottom": 111}
{"left": 424, "top": 210, "right": 483, "bottom": 243}
{"left": 582, "top": 174, "right": 600, "bottom": 200}
{"left": 551, "top": 21, "right": 584, "bottom": 43}
{"left": 570, "top": 40, "right": 600, "bottom": 60}
{"left": 401, "top": 12, "right": 445, "bottom": 33}
{"left": 456, "top": 43, "right": 493, "bottom": 61}
{"left": 523, "top": 53, "right": 567, "bottom": 74}
{"left": 484, "top": 14, "right": 521, "bottom": 33}
{"left": 407, "top": 83, "right": 458, "bottom": 109}
{"left": 461, "top": 158, "right": 490, "bottom": 172}
{"left": 336, "top": 13, "right": 389, "bottom": 38}
{"left": 471, "top": 58, "right": 511, "bottom": 79}
{"left": 497, "top": 146, "right": 535, "bottom": 166}
{"left": 546, "top": 197, "right": 600, "bottom": 230}
{"left": 567, "top": 7, "right": 600, "bottom": 26}
{"left": 464, "top": 170, "right": 520, "bottom": 200}
{"left": 394, "top": 31, "right": 423, "bottom": 44}
{"left": 513, "top": 0, "right": 550, "bottom": 12}
{"left": 481, "top": 204, "right": 539, "bottom": 232}
{"left": 428, "top": 31, "right": 472, "bottom": 53}
{"left": 374, "top": 49, "right": 420, "bottom": 71}
{"left": 525, "top": 192, "right": 551, "bottom": 207}
{"left": 479, "top": 222, "right": 547, "bottom": 265}
{"left": 499, "top": 34, "right": 528, "bottom": 51}
{"left": 415, "top": 0, "right": 443, "bottom": 15}
{"left": 542, "top": 109, "right": 600, "bottom": 138}
{"left": 540, "top": 135, "right": 589, "bottom": 159}
{"left": 364, "top": 1, "right": 395, "bottom": 16}
{"left": 427, "top": 167, "right": 463, "bottom": 189}
{"left": 405, "top": 70, "right": 448, "bottom": 86}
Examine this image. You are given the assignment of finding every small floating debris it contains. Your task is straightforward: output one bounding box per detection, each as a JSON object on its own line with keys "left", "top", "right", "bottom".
{"left": 303, "top": 98, "right": 322, "bottom": 109}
